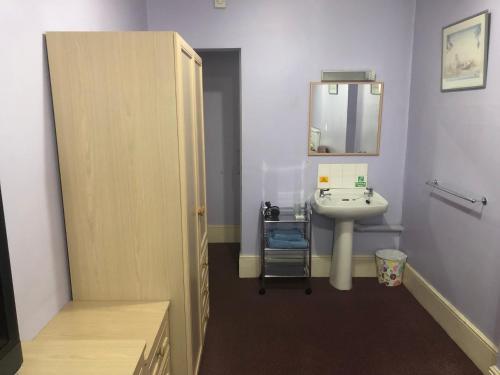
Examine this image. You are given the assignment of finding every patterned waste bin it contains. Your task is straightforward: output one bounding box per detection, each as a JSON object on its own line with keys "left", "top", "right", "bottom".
{"left": 375, "top": 249, "right": 407, "bottom": 287}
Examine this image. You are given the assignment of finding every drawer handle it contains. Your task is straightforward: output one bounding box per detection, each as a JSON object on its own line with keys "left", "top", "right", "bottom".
{"left": 197, "top": 206, "right": 206, "bottom": 216}
{"left": 159, "top": 338, "right": 169, "bottom": 357}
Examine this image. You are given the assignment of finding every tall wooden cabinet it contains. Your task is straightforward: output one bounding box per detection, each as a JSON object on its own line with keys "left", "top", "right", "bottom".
{"left": 46, "top": 32, "right": 209, "bottom": 375}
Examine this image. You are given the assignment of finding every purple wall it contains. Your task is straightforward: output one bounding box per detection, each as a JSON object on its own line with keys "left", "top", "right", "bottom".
{"left": 147, "top": 0, "right": 416, "bottom": 256}
{"left": 0, "top": 0, "right": 147, "bottom": 339}
{"left": 402, "top": 0, "right": 500, "bottom": 343}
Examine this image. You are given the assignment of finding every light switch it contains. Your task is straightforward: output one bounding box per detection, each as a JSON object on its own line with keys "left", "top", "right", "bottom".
{"left": 214, "top": 0, "right": 226, "bottom": 8}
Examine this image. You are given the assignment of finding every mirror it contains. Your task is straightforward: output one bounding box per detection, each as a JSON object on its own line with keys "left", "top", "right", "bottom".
{"left": 308, "top": 82, "right": 383, "bottom": 155}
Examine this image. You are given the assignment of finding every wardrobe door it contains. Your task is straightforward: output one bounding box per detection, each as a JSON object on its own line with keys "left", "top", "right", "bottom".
{"left": 194, "top": 60, "right": 208, "bottom": 249}
{"left": 194, "top": 60, "right": 210, "bottom": 339}
{"left": 176, "top": 35, "right": 202, "bottom": 374}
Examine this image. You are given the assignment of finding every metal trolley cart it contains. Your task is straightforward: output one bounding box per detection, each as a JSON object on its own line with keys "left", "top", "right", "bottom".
{"left": 259, "top": 202, "right": 312, "bottom": 295}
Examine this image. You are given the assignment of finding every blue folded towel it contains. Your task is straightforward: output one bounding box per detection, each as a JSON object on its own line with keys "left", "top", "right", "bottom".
{"left": 269, "top": 228, "right": 304, "bottom": 241}
{"left": 267, "top": 237, "right": 309, "bottom": 249}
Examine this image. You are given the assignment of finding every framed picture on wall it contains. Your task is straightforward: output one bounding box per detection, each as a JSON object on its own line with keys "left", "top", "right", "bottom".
{"left": 441, "top": 10, "right": 491, "bottom": 92}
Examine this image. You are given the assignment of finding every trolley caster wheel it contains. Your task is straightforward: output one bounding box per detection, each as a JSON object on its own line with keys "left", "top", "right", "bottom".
{"left": 305, "top": 288, "right": 312, "bottom": 295}
{"left": 259, "top": 288, "right": 266, "bottom": 295}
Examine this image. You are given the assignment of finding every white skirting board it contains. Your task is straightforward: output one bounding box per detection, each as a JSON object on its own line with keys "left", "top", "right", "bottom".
{"left": 403, "top": 264, "right": 498, "bottom": 374}
{"left": 490, "top": 366, "right": 500, "bottom": 375}
{"left": 238, "top": 254, "right": 377, "bottom": 278}
{"left": 208, "top": 225, "right": 240, "bottom": 243}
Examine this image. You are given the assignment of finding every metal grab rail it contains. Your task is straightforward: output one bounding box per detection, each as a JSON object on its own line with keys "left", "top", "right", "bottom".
{"left": 426, "top": 179, "right": 487, "bottom": 206}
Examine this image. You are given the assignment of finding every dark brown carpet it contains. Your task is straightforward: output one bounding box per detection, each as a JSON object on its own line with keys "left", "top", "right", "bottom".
{"left": 199, "top": 243, "right": 481, "bottom": 375}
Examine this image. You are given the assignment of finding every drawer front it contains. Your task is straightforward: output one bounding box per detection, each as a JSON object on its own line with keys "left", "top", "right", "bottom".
{"left": 199, "top": 234, "right": 208, "bottom": 258}
{"left": 200, "top": 267, "right": 209, "bottom": 345}
{"left": 202, "top": 296, "right": 209, "bottom": 341}
{"left": 202, "top": 291, "right": 209, "bottom": 320}
{"left": 202, "top": 279, "right": 209, "bottom": 322}
{"left": 148, "top": 318, "right": 170, "bottom": 374}
{"left": 137, "top": 364, "right": 146, "bottom": 375}
{"left": 200, "top": 270, "right": 209, "bottom": 311}
{"left": 136, "top": 352, "right": 150, "bottom": 375}
{"left": 200, "top": 242, "right": 208, "bottom": 275}
{"left": 202, "top": 293, "right": 208, "bottom": 318}
{"left": 150, "top": 336, "right": 170, "bottom": 375}
{"left": 200, "top": 243, "right": 209, "bottom": 307}
{"left": 199, "top": 241, "right": 209, "bottom": 343}
{"left": 200, "top": 260, "right": 208, "bottom": 287}
{"left": 202, "top": 313, "right": 208, "bottom": 338}
{"left": 201, "top": 262, "right": 209, "bottom": 293}
{"left": 157, "top": 344, "right": 171, "bottom": 375}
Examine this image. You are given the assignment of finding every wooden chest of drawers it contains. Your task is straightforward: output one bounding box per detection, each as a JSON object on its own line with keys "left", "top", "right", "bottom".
{"left": 22, "top": 301, "right": 171, "bottom": 374}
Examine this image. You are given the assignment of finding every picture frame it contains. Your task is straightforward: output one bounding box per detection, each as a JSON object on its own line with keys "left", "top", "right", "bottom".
{"left": 441, "top": 10, "right": 491, "bottom": 92}
{"left": 328, "top": 84, "right": 338, "bottom": 95}
{"left": 370, "top": 83, "right": 382, "bottom": 95}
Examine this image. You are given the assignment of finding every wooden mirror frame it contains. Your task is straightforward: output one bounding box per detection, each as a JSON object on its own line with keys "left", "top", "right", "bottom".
{"left": 307, "top": 81, "right": 384, "bottom": 156}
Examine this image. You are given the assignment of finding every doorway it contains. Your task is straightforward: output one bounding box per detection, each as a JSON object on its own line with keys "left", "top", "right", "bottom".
{"left": 197, "top": 49, "right": 241, "bottom": 244}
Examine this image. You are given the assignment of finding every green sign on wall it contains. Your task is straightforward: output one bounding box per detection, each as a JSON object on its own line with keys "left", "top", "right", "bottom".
{"left": 355, "top": 176, "right": 366, "bottom": 187}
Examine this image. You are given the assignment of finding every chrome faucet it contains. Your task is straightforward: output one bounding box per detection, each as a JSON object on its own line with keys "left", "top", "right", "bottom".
{"left": 365, "top": 187, "right": 373, "bottom": 204}
{"left": 319, "top": 188, "right": 331, "bottom": 198}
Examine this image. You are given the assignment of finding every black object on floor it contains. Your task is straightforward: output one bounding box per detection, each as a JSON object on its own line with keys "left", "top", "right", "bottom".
{"left": 199, "top": 243, "right": 481, "bottom": 375}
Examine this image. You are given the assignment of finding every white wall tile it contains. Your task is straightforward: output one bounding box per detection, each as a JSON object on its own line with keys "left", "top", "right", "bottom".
{"left": 317, "top": 163, "right": 368, "bottom": 189}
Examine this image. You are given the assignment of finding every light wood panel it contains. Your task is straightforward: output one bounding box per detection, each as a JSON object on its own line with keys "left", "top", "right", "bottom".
{"left": 193, "top": 47, "right": 209, "bottom": 375}
{"left": 46, "top": 32, "right": 183, "bottom": 301}
{"left": 35, "top": 301, "right": 169, "bottom": 365}
{"left": 20, "top": 340, "right": 146, "bottom": 375}
{"left": 194, "top": 60, "right": 208, "bottom": 247}
{"left": 174, "top": 33, "right": 202, "bottom": 375}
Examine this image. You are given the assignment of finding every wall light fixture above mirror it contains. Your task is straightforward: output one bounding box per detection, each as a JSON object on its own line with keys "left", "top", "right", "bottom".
{"left": 308, "top": 81, "right": 384, "bottom": 156}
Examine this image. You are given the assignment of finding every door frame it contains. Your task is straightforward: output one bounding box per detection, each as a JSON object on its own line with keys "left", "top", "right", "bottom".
{"left": 195, "top": 48, "right": 242, "bottom": 246}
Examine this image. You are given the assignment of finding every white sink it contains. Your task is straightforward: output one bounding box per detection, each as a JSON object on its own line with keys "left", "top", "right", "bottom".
{"left": 311, "top": 189, "right": 388, "bottom": 219}
{"left": 311, "top": 188, "right": 389, "bottom": 291}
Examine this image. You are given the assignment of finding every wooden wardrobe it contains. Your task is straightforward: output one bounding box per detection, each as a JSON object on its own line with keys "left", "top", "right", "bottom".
{"left": 46, "top": 32, "right": 209, "bottom": 375}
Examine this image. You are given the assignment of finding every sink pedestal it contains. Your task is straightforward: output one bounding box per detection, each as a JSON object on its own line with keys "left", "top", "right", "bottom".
{"left": 330, "top": 219, "right": 354, "bottom": 290}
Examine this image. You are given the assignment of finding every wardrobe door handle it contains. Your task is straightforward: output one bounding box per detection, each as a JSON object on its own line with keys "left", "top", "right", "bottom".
{"left": 197, "top": 206, "right": 206, "bottom": 216}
